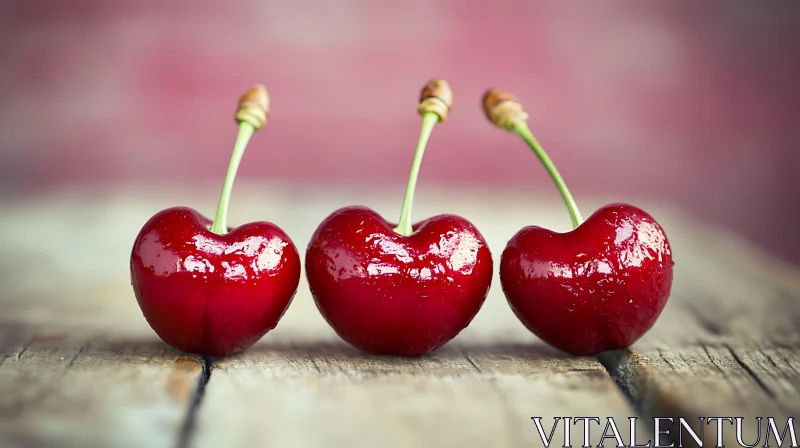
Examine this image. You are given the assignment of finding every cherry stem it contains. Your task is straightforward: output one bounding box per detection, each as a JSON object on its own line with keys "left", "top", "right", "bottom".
{"left": 209, "top": 122, "right": 255, "bottom": 234}
{"left": 394, "top": 112, "right": 440, "bottom": 236}
{"left": 511, "top": 122, "right": 583, "bottom": 228}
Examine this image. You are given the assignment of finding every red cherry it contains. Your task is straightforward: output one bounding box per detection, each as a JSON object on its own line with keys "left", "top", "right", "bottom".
{"left": 306, "top": 206, "right": 493, "bottom": 356}
{"left": 484, "top": 89, "right": 674, "bottom": 355}
{"left": 306, "top": 80, "right": 493, "bottom": 356}
{"left": 130, "top": 85, "right": 300, "bottom": 356}
{"left": 131, "top": 207, "right": 300, "bottom": 356}
{"left": 500, "top": 204, "right": 673, "bottom": 355}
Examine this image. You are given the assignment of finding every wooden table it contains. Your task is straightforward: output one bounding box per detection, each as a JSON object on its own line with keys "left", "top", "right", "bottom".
{"left": 1, "top": 184, "right": 798, "bottom": 448}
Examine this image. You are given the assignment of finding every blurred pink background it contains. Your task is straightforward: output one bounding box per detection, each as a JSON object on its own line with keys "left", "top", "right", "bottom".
{"left": 1, "top": 1, "right": 798, "bottom": 263}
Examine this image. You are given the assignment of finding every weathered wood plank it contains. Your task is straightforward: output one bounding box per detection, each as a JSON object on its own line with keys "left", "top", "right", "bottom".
{"left": 0, "top": 325, "right": 203, "bottom": 448}
{"left": 0, "top": 189, "right": 213, "bottom": 448}
{"left": 598, "top": 210, "right": 800, "bottom": 445}
{"left": 193, "top": 293, "right": 633, "bottom": 448}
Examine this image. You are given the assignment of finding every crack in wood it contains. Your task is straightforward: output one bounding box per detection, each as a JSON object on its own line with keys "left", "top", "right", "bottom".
{"left": 176, "top": 356, "right": 212, "bottom": 448}
{"left": 764, "top": 345, "right": 800, "bottom": 376}
{"left": 309, "top": 357, "right": 323, "bottom": 374}
{"left": 762, "top": 350, "right": 781, "bottom": 370}
{"left": 462, "top": 350, "right": 482, "bottom": 374}
{"left": 780, "top": 354, "right": 800, "bottom": 376}
{"left": 66, "top": 346, "right": 85, "bottom": 369}
{"left": 728, "top": 345, "right": 800, "bottom": 416}
{"left": 724, "top": 344, "right": 775, "bottom": 398}
{"left": 700, "top": 343, "right": 729, "bottom": 378}
{"left": 597, "top": 348, "right": 688, "bottom": 447}
{"left": 657, "top": 348, "right": 678, "bottom": 371}
{"left": 597, "top": 349, "right": 640, "bottom": 406}
{"left": 677, "top": 352, "right": 693, "bottom": 371}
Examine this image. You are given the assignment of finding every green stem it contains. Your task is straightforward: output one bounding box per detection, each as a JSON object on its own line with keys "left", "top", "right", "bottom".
{"left": 209, "top": 122, "right": 255, "bottom": 234}
{"left": 511, "top": 122, "right": 583, "bottom": 228}
{"left": 394, "top": 112, "right": 440, "bottom": 236}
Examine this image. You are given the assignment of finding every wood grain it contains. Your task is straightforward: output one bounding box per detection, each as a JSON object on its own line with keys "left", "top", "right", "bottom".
{"left": 193, "top": 292, "right": 633, "bottom": 448}
{"left": 0, "top": 326, "right": 203, "bottom": 448}
{"left": 598, "top": 210, "right": 800, "bottom": 446}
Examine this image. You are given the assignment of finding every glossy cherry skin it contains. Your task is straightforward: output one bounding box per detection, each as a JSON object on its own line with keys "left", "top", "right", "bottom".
{"left": 130, "top": 207, "right": 301, "bottom": 356}
{"left": 500, "top": 204, "right": 674, "bottom": 356}
{"left": 305, "top": 206, "right": 493, "bottom": 356}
